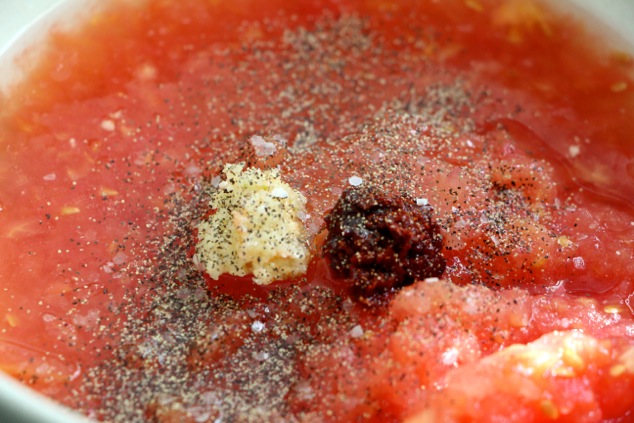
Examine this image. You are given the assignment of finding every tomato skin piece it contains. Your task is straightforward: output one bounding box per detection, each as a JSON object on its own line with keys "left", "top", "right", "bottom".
{"left": 409, "top": 333, "right": 633, "bottom": 423}
{"left": 291, "top": 279, "right": 634, "bottom": 422}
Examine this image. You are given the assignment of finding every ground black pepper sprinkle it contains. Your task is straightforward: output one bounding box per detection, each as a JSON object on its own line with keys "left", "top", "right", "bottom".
{"left": 66, "top": 13, "right": 562, "bottom": 420}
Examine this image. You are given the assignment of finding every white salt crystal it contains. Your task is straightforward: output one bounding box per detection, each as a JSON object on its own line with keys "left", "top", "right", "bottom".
{"left": 271, "top": 187, "right": 289, "bottom": 198}
{"left": 572, "top": 256, "right": 585, "bottom": 270}
{"left": 100, "top": 119, "right": 115, "bottom": 132}
{"left": 250, "top": 135, "right": 277, "bottom": 157}
{"left": 254, "top": 351, "right": 269, "bottom": 361}
{"left": 348, "top": 176, "right": 363, "bottom": 186}
{"left": 349, "top": 325, "right": 364, "bottom": 338}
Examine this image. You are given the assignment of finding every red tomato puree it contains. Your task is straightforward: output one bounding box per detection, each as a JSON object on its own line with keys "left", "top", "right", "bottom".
{"left": 1, "top": 0, "right": 634, "bottom": 421}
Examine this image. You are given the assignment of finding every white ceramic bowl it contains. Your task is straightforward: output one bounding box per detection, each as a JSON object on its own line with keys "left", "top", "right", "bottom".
{"left": 0, "top": 1, "right": 632, "bottom": 422}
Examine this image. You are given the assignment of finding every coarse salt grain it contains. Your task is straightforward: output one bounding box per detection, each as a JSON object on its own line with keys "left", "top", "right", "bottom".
{"left": 348, "top": 175, "right": 363, "bottom": 186}
{"left": 573, "top": 256, "right": 585, "bottom": 270}
{"left": 102, "top": 262, "right": 115, "bottom": 274}
{"left": 100, "top": 119, "right": 116, "bottom": 132}
{"left": 254, "top": 351, "right": 269, "bottom": 361}
{"left": 251, "top": 321, "right": 265, "bottom": 333}
{"left": 568, "top": 145, "right": 580, "bottom": 158}
{"left": 109, "top": 110, "right": 123, "bottom": 119}
{"left": 42, "top": 314, "right": 56, "bottom": 323}
{"left": 416, "top": 198, "right": 429, "bottom": 206}
{"left": 43, "top": 173, "right": 56, "bottom": 181}
{"left": 271, "top": 187, "right": 289, "bottom": 198}
{"left": 349, "top": 325, "right": 364, "bottom": 338}
{"left": 210, "top": 175, "right": 222, "bottom": 188}
{"left": 250, "top": 135, "right": 277, "bottom": 157}
{"left": 442, "top": 347, "right": 459, "bottom": 366}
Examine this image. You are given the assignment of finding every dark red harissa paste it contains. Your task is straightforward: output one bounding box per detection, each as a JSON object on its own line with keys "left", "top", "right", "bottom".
{"left": 0, "top": 0, "right": 634, "bottom": 422}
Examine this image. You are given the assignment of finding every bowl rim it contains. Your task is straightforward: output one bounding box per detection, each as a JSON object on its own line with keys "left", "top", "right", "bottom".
{"left": 0, "top": 372, "right": 89, "bottom": 423}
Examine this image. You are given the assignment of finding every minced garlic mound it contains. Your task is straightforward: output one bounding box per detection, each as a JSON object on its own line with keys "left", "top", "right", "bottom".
{"left": 196, "top": 163, "right": 310, "bottom": 285}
